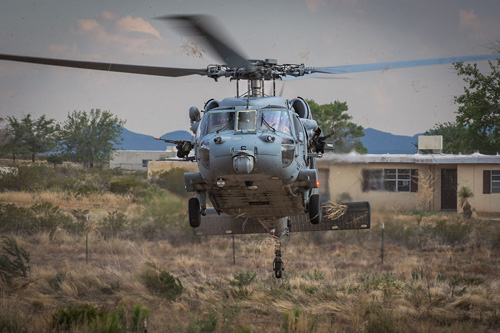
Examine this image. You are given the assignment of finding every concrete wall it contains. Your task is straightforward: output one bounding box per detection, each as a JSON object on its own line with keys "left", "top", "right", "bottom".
{"left": 110, "top": 150, "right": 175, "bottom": 170}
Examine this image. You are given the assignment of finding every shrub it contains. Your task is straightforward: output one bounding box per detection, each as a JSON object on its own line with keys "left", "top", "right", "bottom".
{"left": 109, "top": 177, "right": 142, "bottom": 194}
{"left": 432, "top": 219, "right": 472, "bottom": 245}
{"left": 99, "top": 210, "right": 128, "bottom": 238}
{"left": 0, "top": 236, "right": 30, "bottom": 283}
{"left": 140, "top": 262, "right": 183, "bottom": 301}
{"left": 0, "top": 202, "right": 71, "bottom": 235}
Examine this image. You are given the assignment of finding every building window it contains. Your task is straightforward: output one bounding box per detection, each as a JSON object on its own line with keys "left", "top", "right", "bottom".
{"left": 142, "top": 159, "right": 152, "bottom": 168}
{"left": 484, "top": 170, "right": 500, "bottom": 194}
{"left": 363, "top": 169, "right": 418, "bottom": 192}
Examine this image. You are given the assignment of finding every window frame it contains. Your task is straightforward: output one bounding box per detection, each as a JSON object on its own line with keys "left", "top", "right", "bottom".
{"left": 363, "top": 168, "right": 418, "bottom": 193}
{"left": 492, "top": 170, "right": 500, "bottom": 193}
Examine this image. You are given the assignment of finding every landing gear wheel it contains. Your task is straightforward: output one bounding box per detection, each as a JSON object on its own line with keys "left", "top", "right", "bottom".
{"left": 309, "top": 194, "right": 321, "bottom": 225}
{"left": 188, "top": 197, "right": 201, "bottom": 228}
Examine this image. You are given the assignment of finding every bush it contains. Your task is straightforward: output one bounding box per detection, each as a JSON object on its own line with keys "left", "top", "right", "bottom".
{"left": 431, "top": 219, "right": 472, "bottom": 245}
{"left": 109, "top": 177, "right": 142, "bottom": 194}
{"left": 99, "top": 210, "right": 128, "bottom": 238}
{"left": 0, "top": 201, "right": 71, "bottom": 235}
{"left": 140, "top": 262, "right": 183, "bottom": 301}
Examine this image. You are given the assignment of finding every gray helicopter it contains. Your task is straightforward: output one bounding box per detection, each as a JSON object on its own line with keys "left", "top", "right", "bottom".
{"left": 2, "top": 15, "right": 500, "bottom": 278}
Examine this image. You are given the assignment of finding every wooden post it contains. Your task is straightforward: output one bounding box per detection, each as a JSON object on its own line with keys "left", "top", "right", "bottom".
{"left": 86, "top": 214, "right": 89, "bottom": 264}
{"left": 381, "top": 222, "right": 384, "bottom": 264}
{"left": 232, "top": 234, "right": 236, "bottom": 265}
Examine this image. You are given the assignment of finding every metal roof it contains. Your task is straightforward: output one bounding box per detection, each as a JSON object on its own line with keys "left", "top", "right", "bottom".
{"left": 321, "top": 152, "right": 500, "bottom": 164}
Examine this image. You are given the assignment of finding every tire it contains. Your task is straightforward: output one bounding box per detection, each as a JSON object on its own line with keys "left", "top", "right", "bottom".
{"left": 309, "top": 194, "right": 321, "bottom": 225}
{"left": 188, "top": 197, "right": 201, "bottom": 228}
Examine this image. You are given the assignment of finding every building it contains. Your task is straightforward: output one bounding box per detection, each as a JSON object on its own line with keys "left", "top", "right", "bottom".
{"left": 318, "top": 152, "right": 500, "bottom": 216}
{"left": 109, "top": 149, "right": 176, "bottom": 170}
{"left": 146, "top": 152, "right": 500, "bottom": 216}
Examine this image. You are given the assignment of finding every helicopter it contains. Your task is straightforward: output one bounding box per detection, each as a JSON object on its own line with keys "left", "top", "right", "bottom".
{"left": 2, "top": 15, "right": 500, "bottom": 278}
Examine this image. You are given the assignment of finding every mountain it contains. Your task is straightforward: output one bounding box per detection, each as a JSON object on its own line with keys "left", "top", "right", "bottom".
{"left": 116, "top": 127, "right": 192, "bottom": 151}
{"left": 360, "top": 128, "right": 420, "bottom": 154}
{"left": 117, "top": 127, "right": 420, "bottom": 154}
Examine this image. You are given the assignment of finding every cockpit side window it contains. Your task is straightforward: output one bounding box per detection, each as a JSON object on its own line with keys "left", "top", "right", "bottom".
{"left": 201, "top": 111, "right": 235, "bottom": 136}
{"left": 258, "top": 110, "right": 292, "bottom": 135}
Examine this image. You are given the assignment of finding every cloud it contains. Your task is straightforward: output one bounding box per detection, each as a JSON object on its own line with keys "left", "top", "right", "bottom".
{"left": 459, "top": 9, "right": 480, "bottom": 32}
{"left": 116, "top": 16, "right": 161, "bottom": 39}
{"left": 77, "top": 19, "right": 101, "bottom": 32}
{"left": 73, "top": 13, "right": 167, "bottom": 56}
{"left": 305, "top": 0, "right": 326, "bottom": 13}
{"left": 101, "top": 11, "right": 118, "bottom": 20}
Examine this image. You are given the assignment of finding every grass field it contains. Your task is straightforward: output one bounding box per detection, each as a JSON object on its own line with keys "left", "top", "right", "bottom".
{"left": 1, "top": 164, "right": 499, "bottom": 332}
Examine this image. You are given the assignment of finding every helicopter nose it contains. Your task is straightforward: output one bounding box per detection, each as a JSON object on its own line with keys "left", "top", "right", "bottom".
{"left": 233, "top": 154, "right": 254, "bottom": 174}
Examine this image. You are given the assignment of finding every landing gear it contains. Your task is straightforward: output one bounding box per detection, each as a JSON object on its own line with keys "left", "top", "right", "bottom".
{"left": 272, "top": 236, "right": 284, "bottom": 278}
{"left": 188, "top": 197, "right": 201, "bottom": 228}
{"left": 309, "top": 193, "right": 321, "bottom": 225}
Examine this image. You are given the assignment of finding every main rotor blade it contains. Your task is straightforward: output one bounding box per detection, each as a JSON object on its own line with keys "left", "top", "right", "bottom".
{"left": 0, "top": 53, "right": 207, "bottom": 77}
{"left": 158, "top": 15, "right": 252, "bottom": 70}
{"left": 310, "top": 53, "right": 500, "bottom": 75}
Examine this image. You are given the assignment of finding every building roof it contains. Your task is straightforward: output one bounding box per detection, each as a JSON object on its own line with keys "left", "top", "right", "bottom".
{"left": 321, "top": 152, "right": 500, "bottom": 165}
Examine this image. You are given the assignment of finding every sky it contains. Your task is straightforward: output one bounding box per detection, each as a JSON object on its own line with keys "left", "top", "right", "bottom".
{"left": 1, "top": 0, "right": 499, "bottom": 137}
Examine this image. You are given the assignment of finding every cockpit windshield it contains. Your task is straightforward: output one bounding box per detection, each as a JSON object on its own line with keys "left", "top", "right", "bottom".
{"left": 258, "top": 110, "right": 292, "bottom": 135}
{"left": 201, "top": 111, "right": 235, "bottom": 136}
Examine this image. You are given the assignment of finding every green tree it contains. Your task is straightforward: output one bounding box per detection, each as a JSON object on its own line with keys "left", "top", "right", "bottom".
{"left": 60, "top": 109, "right": 125, "bottom": 168}
{"left": 453, "top": 59, "right": 500, "bottom": 154}
{"left": 424, "top": 121, "right": 469, "bottom": 154}
{"left": 0, "top": 117, "right": 13, "bottom": 156}
{"left": 6, "top": 114, "right": 59, "bottom": 162}
{"left": 307, "top": 99, "right": 367, "bottom": 153}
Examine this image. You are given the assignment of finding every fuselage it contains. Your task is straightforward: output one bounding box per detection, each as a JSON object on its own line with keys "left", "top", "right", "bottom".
{"left": 186, "top": 96, "right": 318, "bottom": 226}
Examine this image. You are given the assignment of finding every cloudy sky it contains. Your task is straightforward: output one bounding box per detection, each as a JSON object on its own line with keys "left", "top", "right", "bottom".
{"left": 1, "top": 0, "right": 499, "bottom": 137}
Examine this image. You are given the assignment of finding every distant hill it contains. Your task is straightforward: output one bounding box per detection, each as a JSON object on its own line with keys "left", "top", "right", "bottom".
{"left": 116, "top": 128, "right": 192, "bottom": 151}
{"left": 360, "top": 128, "right": 420, "bottom": 154}
{"left": 117, "top": 127, "right": 420, "bottom": 154}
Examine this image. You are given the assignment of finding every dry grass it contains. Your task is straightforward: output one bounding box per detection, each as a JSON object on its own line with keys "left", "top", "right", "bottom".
{"left": 1, "top": 181, "right": 500, "bottom": 332}
{"left": 0, "top": 211, "right": 499, "bottom": 332}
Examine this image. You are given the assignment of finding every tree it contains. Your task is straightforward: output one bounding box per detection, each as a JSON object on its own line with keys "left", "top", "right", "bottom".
{"left": 60, "top": 109, "right": 125, "bottom": 168}
{"left": 453, "top": 59, "right": 500, "bottom": 154}
{"left": 307, "top": 99, "right": 367, "bottom": 154}
{"left": 5, "top": 114, "right": 59, "bottom": 162}
{"left": 0, "top": 118, "right": 13, "bottom": 156}
{"left": 424, "top": 121, "right": 469, "bottom": 154}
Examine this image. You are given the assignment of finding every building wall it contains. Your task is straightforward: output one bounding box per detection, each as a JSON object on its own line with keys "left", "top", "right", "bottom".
{"left": 458, "top": 164, "right": 500, "bottom": 214}
{"left": 318, "top": 162, "right": 428, "bottom": 211}
{"left": 110, "top": 150, "right": 175, "bottom": 170}
{"left": 318, "top": 160, "right": 500, "bottom": 214}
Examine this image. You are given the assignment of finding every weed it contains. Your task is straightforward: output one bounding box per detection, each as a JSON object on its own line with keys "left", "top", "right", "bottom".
{"left": 187, "top": 309, "right": 218, "bottom": 333}
{"left": 131, "top": 303, "right": 150, "bottom": 333}
{"left": 229, "top": 270, "right": 257, "bottom": 287}
{"left": 282, "top": 308, "right": 316, "bottom": 333}
{"left": 304, "top": 268, "right": 325, "bottom": 281}
{"left": 50, "top": 304, "right": 128, "bottom": 332}
{"left": 365, "top": 305, "right": 396, "bottom": 333}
